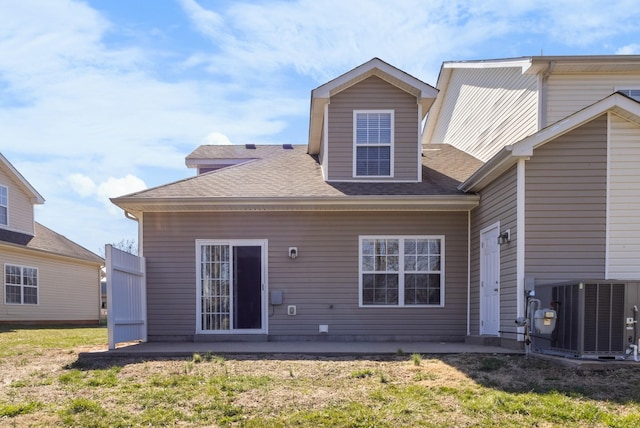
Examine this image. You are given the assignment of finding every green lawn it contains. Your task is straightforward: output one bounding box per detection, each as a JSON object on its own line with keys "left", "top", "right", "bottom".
{"left": 1, "top": 325, "right": 639, "bottom": 427}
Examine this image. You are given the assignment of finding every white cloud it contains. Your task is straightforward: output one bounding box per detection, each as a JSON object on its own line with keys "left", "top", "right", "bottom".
{"left": 68, "top": 173, "right": 97, "bottom": 197}
{"left": 205, "top": 132, "right": 232, "bottom": 145}
{"left": 617, "top": 44, "right": 640, "bottom": 55}
{"left": 5, "top": 0, "right": 640, "bottom": 254}
{"left": 98, "top": 175, "right": 147, "bottom": 200}
{"left": 66, "top": 172, "right": 147, "bottom": 214}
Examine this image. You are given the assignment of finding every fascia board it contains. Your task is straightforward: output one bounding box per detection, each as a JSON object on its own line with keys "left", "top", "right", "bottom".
{"left": 111, "top": 195, "right": 480, "bottom": 213}
{"left": 0, "top": 153, "right": 45, "bottom": 204}
{"left": 442, "top": 58, "right": 533, "bottom": 72}
{"left": 307, "top": 96, "right": 328, "bottom": 155}
{"left": 312, "top": 58, "right": 437, "bottom": 100}
{"left": 458, "top": 147, "right": 518, "bottom": 192}
{"left": 422, "top": 66, "right": 452, "bottom": 144}
{"left": 460, "top": 93, "right": 640, "bottom": 192}
{"left": 510, "top": 93, "right": 640, "bottom": 157}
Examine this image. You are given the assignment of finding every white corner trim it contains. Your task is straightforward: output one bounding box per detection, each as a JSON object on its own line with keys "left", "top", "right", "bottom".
{"left": 605, "top": 112, "right": 611, "bottom": 280}
{"left": 516, "top": 158, "right": 526, "bottom": 340}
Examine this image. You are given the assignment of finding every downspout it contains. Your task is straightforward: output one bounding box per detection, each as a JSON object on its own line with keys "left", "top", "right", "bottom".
{"left": 516, "top": 158, "right": 526, "bottom": 341}
{"left": 418, "top": 103, "right": 423, "bottom": 182}
{"left": 538, "top": 61, "right": 555, "bottom": 130}
{"left": 322, "top": 102, "right": 329, "bottom": 181}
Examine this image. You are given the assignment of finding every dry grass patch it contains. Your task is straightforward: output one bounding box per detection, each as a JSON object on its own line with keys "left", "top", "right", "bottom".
{"left": 2, "top": 326, "right": 640, "bottom": 426}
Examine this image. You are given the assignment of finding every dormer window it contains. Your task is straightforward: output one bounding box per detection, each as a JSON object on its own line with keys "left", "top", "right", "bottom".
{"left": 353, "top": 110, "right": 394, "bottom": 177}
{"left": 0, "top": 185, "right": 7, "bottom": 225}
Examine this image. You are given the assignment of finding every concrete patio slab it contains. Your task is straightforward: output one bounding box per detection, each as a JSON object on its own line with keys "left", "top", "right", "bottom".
{"left": 81, "top": 341, "right": 522, "bottom": 359}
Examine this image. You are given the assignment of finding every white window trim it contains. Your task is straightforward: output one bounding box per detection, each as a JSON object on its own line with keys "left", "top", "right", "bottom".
{"left": 4, "top": 263, "right": 39, "bottom": 305}
{"left": 358, "top": 235, "right": 445, "bottom": 308}
{"left": 352, "top": 110, "right": 395, "bottom": 178}
{"left": 0, "top": 184, "right": 7, "bottom": 227}
{"left": 195, "top": 239, "right": 268, "bottom": 335}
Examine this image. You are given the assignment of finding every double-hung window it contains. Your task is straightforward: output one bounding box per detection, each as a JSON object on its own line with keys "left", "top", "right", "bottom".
{"left": 0, "top": 185, "right": 7, "bottom": 226}
{"left": 5, "top": 264, "right": 38, "bottom": 305}
{"left": 354, "top": 110, "right": 393, "bottom": 177}
{"left": 359, "top": 236, "right": 443, "bottom": 307}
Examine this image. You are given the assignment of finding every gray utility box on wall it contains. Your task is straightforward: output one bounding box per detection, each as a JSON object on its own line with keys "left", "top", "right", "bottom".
{"left": 533, "top": 281, "right": 640, "bottom": 359}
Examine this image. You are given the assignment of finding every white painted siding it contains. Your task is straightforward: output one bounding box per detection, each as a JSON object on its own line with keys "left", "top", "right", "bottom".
{"left": 546, "top": 74, "right": 640, "bottom": 126}
{"left": 429, "top": 67, "right": 538, "bottom": 161}
{"left": 607, "top": 113, "right": 640, "bottom": 279}
{"left": 0, "top": 247, "right": 101, "bottom": 322}
{"left": 0, "top": 167, "right": 35, "bottom": 235}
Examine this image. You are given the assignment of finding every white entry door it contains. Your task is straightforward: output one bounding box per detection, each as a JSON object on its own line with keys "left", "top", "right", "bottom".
{"left": 480, "top": 223, "right": 500, "bottom": 336}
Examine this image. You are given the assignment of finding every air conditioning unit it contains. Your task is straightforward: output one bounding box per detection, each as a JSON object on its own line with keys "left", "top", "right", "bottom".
{"left": 533, "top": 281, "right": 640, "bottom": 359}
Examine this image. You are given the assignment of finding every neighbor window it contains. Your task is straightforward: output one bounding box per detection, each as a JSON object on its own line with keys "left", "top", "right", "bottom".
{"left": 5, "top": 264, "right": 38, "bottom": 305}
{"left": 617, "top": 89, "right": 640, "bottom": 102}
{"left": 359, "top": 236, "right": 443, "bottom": 307}
{"left": 353, "top": 110, "right": 393, "bottom": 177}
{"left": 0, "top": 185, "right": 7, "bottom": 225}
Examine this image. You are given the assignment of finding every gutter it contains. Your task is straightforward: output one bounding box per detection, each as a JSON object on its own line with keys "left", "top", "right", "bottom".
{"left": 112, "top": 194, "right": 481, "bottom": 213}
{"left": 458, "top": 147, "right": 521, "bottom": 192}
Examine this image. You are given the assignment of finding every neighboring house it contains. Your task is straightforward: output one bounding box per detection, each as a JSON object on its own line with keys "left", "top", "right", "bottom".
{"left": 0, "top": 153, "right": 104, "bottom": 324}
{"left": 111, "top": 56, "right": 640, "bottom": 355}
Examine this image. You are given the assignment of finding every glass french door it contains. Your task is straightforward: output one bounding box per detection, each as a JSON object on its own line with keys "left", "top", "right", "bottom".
{"left": 197, "top": 240, "right": 266, "bottom": 333}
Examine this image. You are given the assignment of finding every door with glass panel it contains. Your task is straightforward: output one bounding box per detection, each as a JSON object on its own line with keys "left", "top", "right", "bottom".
{"left": 197, "top": 240, "right": 266, "bottom": 334}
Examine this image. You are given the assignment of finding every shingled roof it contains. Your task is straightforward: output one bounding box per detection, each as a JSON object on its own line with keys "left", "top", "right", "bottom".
{"left": 0, "top": 222, "right": 103, "bottom": 265}
{"left": 112, "top": 144, "right": 483, "bottom": 213}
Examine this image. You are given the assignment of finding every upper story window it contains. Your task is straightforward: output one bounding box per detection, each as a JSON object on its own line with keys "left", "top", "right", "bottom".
{"left": 353, "top": 110, "right": 394, "bottom": 177}
{"left": 618, "top": 89, "right": 640, "bottom": 102}
{"left": 5, "top": 264, "right": 38, "bottom": 305}
{"left": 0, "top": 185, "right": 7, "bottom": 226}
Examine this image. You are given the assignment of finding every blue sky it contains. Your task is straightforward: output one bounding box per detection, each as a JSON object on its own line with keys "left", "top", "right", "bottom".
{"left": 2, "top": 0, "right": 640, "bottom": 255}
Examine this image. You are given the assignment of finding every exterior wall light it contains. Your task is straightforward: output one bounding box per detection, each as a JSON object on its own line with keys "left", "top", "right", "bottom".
{"left": 289, "top": 247, "right": 298, "bottom": 259}
{"left": 497, "top": 229, "right": 511, "bottom": 245}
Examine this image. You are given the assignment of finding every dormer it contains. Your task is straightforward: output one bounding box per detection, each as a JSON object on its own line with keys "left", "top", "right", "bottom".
{"left": 0, "top": 153, "right": 45, "bottom": 239}
{"left": 308, "top": 58, "right": 438, "bottom": 183}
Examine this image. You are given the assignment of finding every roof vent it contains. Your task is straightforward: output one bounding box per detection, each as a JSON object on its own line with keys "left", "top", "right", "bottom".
{"left": 282, "top": 144, "right": 293, "bottom": 150}
{"left": 245, "top": 144, "right": 256, "bottom": 149}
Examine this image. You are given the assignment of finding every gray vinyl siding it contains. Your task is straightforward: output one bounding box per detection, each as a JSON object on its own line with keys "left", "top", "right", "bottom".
{"left": 327, "top": 76, "right": 419, "bottom": 182}
{"left": 525, "top": 115, "right": 607, "bottom": 284}
{"left": 142, "top": 210, "right": 468, "bottom": 341}
{"left": 469, "top": 167, "right": 518, "bottom": 336}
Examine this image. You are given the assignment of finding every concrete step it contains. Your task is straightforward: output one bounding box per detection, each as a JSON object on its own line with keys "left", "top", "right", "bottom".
{"left": 465, "top": 335, "right": 502, "bottom": 347}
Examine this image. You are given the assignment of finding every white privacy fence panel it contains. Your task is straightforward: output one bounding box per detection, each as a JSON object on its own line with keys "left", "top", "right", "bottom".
{"left": 106, "top": 244, "right": 147, "bottom": 350}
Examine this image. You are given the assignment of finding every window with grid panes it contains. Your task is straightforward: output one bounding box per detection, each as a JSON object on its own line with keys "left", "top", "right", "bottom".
{"left": 360, "top": 236, "right": 443, "bottom": 307}
{"left": 354, "top": 111, "right": 393, "bottom": 177}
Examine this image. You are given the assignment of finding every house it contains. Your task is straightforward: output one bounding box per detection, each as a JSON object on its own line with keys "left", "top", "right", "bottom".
{"left": 423, "top": 56, "right": 640, "bottom": 354}
{"left": 110, "top": 58, "right": 482, "bottom": 342}
{"left": 111, "top": 56, "right": 640, "bottom": 355}
{"left": 0, "top": 153, "right": 104, "bottom": 324}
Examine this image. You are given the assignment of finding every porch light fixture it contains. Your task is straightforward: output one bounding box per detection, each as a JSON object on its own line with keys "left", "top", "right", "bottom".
{"left": 497, "top": 229, "right": 511, "bottom": 245}
{"left": 289, "top": 247, "right": 298, "bottom": 259}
